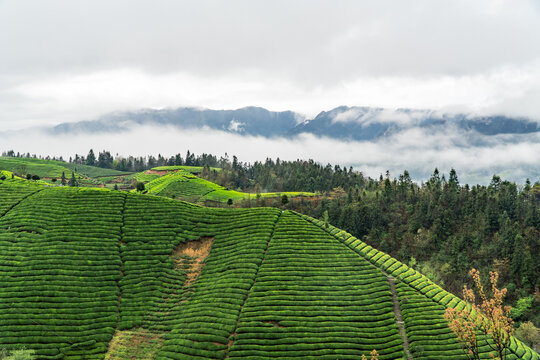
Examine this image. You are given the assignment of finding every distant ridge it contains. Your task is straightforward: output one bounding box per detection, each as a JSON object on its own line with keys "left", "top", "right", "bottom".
{"left": 48, "top": 105, "right": 540, "bottom": 141}
{"left": 289, "top": 106, "right": 540, "bottom": 140}
{"left": 51, "top": 106, "right": 300, "bottom": 138}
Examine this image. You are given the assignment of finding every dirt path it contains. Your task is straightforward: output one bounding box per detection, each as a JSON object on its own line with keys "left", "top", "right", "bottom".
{"left": 144, "top": 170, "right": 169, "bottom": 175}
{"left": 387, "top": 275, "right": 413, "bottom": 360}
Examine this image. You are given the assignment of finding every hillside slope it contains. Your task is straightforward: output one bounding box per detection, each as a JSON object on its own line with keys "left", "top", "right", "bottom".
{"left": 139, "top": 168, "right": 316, "bottom": 203}
{"left": 0, "top": 181, "right": 537, "bottom": 359}
{"left": 0, "top": 157, "right": 130, "bottom": 179}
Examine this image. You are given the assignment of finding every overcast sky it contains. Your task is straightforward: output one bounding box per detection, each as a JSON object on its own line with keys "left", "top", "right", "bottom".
{"left": 1, "top": 0, "right": 540, "bottom": 130}
{"left": 0, "top": 0, "right": 539, "bottom": 183}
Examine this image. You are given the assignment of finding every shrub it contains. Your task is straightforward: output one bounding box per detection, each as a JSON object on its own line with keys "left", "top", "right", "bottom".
{"left": 515, "top": 321, "right": 540, "bottom": 349}
{"left": 136, "top": 182, "right": 146, "bottom": 192}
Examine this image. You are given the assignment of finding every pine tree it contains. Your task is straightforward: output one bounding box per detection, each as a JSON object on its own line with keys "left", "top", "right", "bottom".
{"left": 68, "top": 172, "right": 78, "bottom": 187}
{"left": 86, "top": 149, "right": 96, "bottom": 166}
{"left": 61, "top": 172, "right": 66, "bottom": 186}
{"left": 136, "top": 182, "right": 145, "bottom": 192}
{"left": 449, "top": 168, "right": 460, "bottom": 189}
{"left": 323, "top": 210, "right": 329, "bottom": 228}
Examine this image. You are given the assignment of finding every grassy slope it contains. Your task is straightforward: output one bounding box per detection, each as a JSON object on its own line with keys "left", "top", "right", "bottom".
{"left": 0, "top": 158, "right": 311, "bottom": 198}
{"left": 0, "top": 181, "right": 537, "bottom": 360}
{"left": 61, "top": 163, "right": 131, "bottom": 178}
{"left": 141, "top": 169, "right": 317, "bottom": 203}
{"left": 295, "top": 211, "right": 539, "bottom": 360}
{"left": 0, "top": 157, "right": 130, "bottom": 179}
{"left": 152, "top": 165, "right": 222, "bottom": 173}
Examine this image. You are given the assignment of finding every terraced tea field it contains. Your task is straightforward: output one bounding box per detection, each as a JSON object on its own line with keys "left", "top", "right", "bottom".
{"left": 0, "top": 157, "right": 129, "bottom": 180}
{"left": 139, "top": 169, "right": 317, "bottom": 204}
{"left": 0, "top": 158, "right": 315, "bottom": 201}
{"left": 0, "top": 180, "right": 537, "bottom": 359}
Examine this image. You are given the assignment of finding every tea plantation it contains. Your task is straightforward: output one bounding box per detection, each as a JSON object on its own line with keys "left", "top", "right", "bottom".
{"left": 140, "top": 169, "right": 316, "bottom": 203}
{"left": 0, "top": 179, "right": 538, "bottom": 359}
{"left": 0, "top": 157, "right": 129, "bottom": 179}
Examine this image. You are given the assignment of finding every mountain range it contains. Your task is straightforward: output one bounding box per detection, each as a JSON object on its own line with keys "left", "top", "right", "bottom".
{"left": 49, "top": 105, "right": 540, "bottom": 141}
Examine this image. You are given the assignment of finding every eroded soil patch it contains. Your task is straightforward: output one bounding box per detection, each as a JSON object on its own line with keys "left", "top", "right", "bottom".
{"left": 173, "top": 236, "right": 214, "bottom": 287}
{"left": 144, "top": 170, "right": 169, "bottom": 175}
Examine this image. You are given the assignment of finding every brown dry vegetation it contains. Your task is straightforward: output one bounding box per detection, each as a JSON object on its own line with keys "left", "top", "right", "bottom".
{"left": 173, "top": 236, "right": 214, "bottom": 287}
{"left": 105, "top": 328, "right": 165, "bottom": 360}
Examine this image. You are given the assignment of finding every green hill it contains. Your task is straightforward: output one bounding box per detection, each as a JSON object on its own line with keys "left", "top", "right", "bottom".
{"left": 0, "top": 157, "right": 130, "bottom": 179}
{"left": 151, "top": 165, "right": 222, "bottom": 174}
{"left": 138, "top": 169, "right": 317, "bottom": 203}
{"left": 0, "top": 157, "right": 132, "bottom": 190}
{"left": 0, "top": 180, "right": 537, "bottom": 359}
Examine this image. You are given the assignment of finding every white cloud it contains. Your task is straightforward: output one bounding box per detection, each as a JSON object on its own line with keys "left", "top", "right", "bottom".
{"left": 2, "top": 61, "right": 540, "bottom": 131}
{"left": 227, "top": 119, "right": 245, "bottom": 132}
{"left": 0, "top": 0, "right": 539, "bottom": 131}
{"left": 332, "top": 108, "right": 368, "bottom": 124}
{"left": 331, "top": 107, "right": 436, "bottom": 127}
{"left": 1, "top": 125, "right": 538, "bottom": 185}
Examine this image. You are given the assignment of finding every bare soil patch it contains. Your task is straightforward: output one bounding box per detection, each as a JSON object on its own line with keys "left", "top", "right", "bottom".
{"left": 145, "top": 170, "right": 169, "bottom": 175}
{"left": 173, "top": 236, "right": 214, "bottom": 287}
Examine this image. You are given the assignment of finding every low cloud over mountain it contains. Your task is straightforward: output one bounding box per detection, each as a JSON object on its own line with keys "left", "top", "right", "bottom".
{"left": 2, "top": 105, "right": 538, "bottom": 185}
{"left": 48, "top": 105, "right": 539, "bottom": 142}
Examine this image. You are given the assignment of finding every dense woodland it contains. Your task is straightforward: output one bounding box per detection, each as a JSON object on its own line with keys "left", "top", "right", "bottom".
{"left": 3, "top": 149, "right": 540, "bottom": 330}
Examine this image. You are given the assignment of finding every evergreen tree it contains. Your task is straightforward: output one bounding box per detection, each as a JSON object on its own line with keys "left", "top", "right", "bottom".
{"left": 136, "top": 182, "right": 145, "bottom": 192}
{"left": 323, "top": 210, "right": 329, "bottom": 228}
{"left": 97, "top": 150, "right": 113, "bottom": 168}
{"left": 449, "top": 168, "right": 459, "bottom": 189}
{"left": 86, "top": 149, "right": 96, "bottom": 166}
{"left": 68, "top": 172, "right": 78, "bottom": 187}
{"left": 61, "top": 172, "right": 66, "bottom": 186}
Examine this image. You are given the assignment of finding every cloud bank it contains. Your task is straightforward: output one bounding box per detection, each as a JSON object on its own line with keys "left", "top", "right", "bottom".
{"left": 1, "top": 0, "right": 540, "bottom": 130}
{"left": 2, "top": 125, "right": 538, "bottom": 185}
